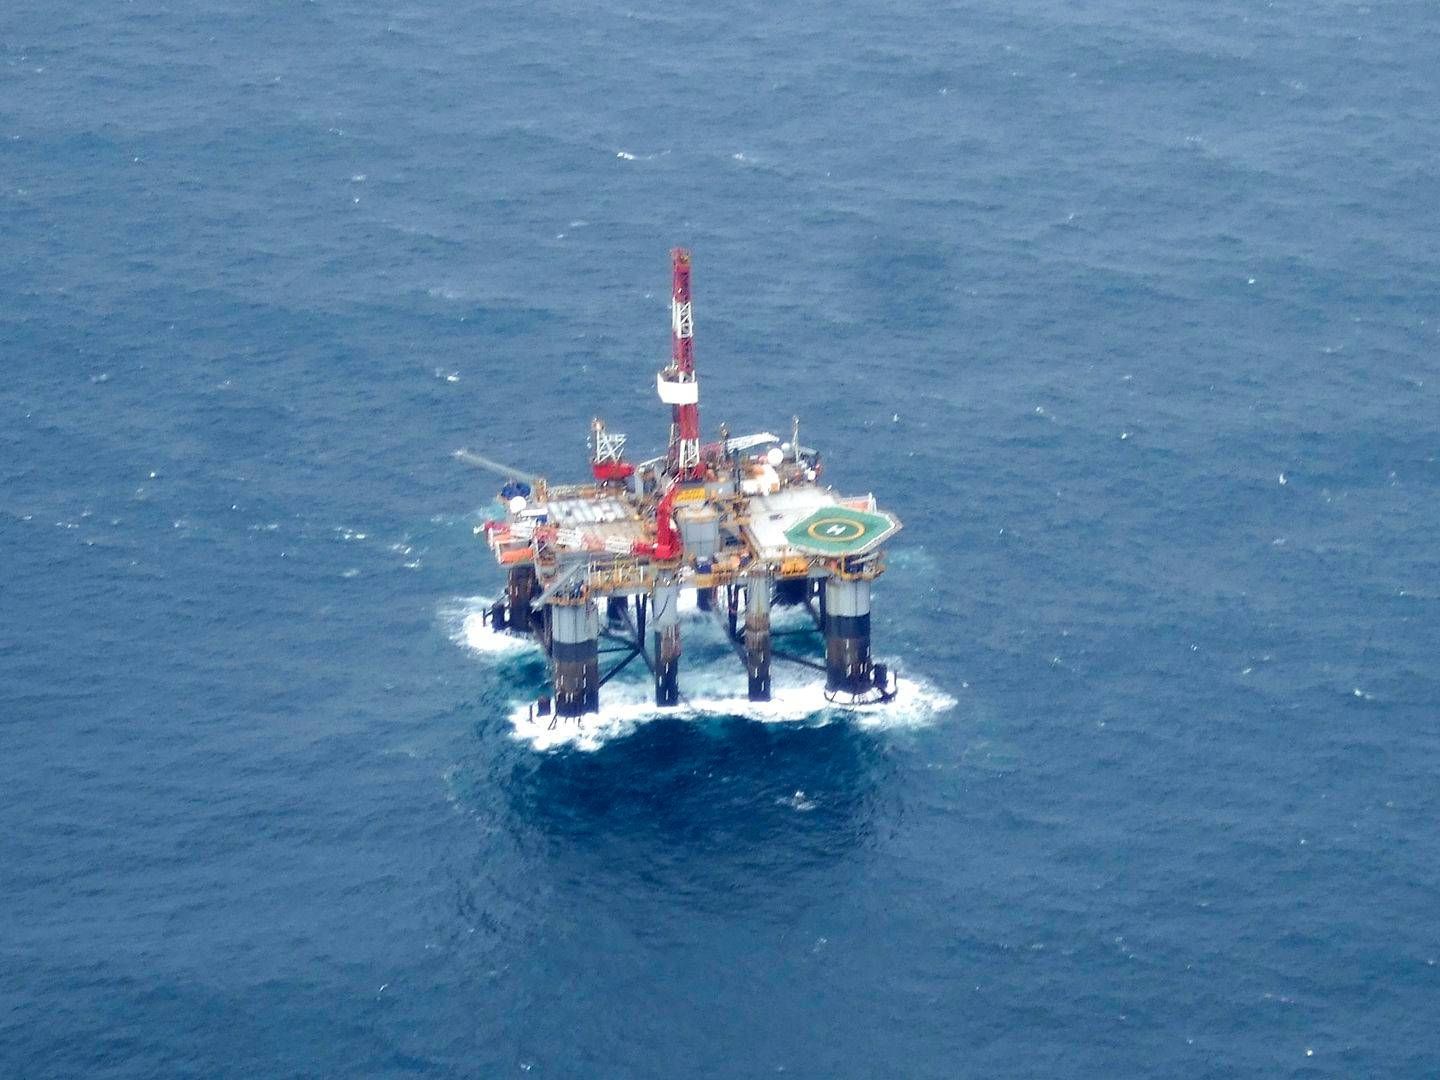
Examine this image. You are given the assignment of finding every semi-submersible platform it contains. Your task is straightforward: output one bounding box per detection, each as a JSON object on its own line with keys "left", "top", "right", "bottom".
{"left": 458, "top": 249, "right": 903, "bottom": 722}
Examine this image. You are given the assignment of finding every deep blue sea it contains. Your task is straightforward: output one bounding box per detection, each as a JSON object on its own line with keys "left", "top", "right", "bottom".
{"left": 4, "top": 1, "right": 1439, "bottom": 1076}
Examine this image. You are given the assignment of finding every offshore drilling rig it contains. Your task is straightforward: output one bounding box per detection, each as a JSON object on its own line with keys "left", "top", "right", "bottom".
{"left": 458, "top": 250, "right": 902, "bottom": 722}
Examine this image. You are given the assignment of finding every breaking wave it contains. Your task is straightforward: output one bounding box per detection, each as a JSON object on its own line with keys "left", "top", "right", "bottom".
{"left": 442, "top": 594, "right": 957, "bottom": 752}
{"left": 443, "top": 595, "right": 541, "bottom": 657}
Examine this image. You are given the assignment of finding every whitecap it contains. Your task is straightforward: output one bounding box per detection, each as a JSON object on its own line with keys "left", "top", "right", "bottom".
{"left": 443, "top": 595, "right": 541, "bottom": 657}
{"left": 444, "top": 594, "right": 956, "bottom": 751}
{"left": 506, "top": 665, "right": 957, "bottom": 752}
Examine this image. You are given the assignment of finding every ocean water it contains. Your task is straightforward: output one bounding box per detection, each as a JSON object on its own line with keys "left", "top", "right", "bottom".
{"left": 3, "top": 1, "right": 1438, "bottom": 1075}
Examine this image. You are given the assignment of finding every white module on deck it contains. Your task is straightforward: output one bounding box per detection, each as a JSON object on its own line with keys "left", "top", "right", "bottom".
{"left": 543, "top": 495, "right": 648, "bottom": 552}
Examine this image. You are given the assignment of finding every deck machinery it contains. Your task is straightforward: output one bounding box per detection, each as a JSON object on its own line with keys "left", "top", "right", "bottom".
{"left": 462, "top": 250, "right": 903, "bottom": 720}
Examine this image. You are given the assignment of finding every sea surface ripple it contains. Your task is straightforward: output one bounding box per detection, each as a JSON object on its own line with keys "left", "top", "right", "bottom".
{"left": 3, "top": 1, "right": 1438, "bottom": 1076}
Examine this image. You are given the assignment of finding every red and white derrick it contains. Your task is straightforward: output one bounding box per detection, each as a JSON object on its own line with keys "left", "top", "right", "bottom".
{"left": 657, "top": 248, "right": 703, "bottom": 480}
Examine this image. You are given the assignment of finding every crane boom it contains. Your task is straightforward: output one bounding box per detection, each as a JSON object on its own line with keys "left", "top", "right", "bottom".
{"left": 453, "top": 448, "right": 542, "bottom": 485}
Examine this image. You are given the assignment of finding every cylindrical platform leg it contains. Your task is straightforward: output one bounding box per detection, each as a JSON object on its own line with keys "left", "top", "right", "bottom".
{"left": 652, "top": 579, "right": 680, "bottom": 707}
{"left": 824, "top": 577, "right": 872, "bottom": 695}
{"left": 726, "top": 585, "right": 739, "bottom": 640}
{"left": 696, "top": 587, "right": 713, "bottom": 612}
{"left": 550, "top": 601, "right": 599, "bottom": 717}
{"left": 656, "top": 627, "right": 680, "bottom": 706}
{"left": 745, "top": 569, "right": 772, "bottom": 702}
{"left": 506, "top": 564, "right": 537, "bottom": 634}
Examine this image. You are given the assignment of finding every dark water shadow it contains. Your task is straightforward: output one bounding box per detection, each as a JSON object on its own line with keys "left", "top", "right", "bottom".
{"left": 449, "top": 712, "right": 898, "bottom": 915}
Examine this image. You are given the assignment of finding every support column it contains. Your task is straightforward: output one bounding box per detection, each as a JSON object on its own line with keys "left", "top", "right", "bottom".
{"left": 680, "top": 507, "right": 719, "bottom": 615}
{"left": 824, "top": 576, "right": 873, "bottom": 695}
{"left": 652, "top": 578, "right": 680, "bottom": 707}
{"left": 550, "top": 601, "right": 599, "bottom": 717}
{"left": 505, "top": 564, "right": 537, "bottom": 634}
{"left": 745, "top": 568, "right": 772, "bottom": 702}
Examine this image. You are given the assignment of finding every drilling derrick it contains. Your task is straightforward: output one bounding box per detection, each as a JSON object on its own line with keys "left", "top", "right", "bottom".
{"left": 658, "top": 248, "right": 702, "bottom": 480}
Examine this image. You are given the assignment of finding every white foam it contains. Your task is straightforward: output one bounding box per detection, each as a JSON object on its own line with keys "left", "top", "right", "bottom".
{"left": 443, "top": 595, "right": 542, "bottom": 657}
{"left": 443, "top": 595, "right": 957, "bottom": 751}
{"left": 506, "top": 665, "right": 957, "bottom": 752}
{"left": 780, "top": 790, "right": 817, "bottom": 812}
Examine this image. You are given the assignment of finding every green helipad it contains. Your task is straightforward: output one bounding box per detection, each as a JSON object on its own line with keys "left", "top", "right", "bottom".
{"left": 784, "top": 506, "right": 900, "bottom": 556}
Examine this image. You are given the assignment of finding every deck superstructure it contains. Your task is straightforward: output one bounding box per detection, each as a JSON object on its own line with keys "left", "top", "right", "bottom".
{"left": 460, "top": 250, "right": 901, "bottom": 720}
